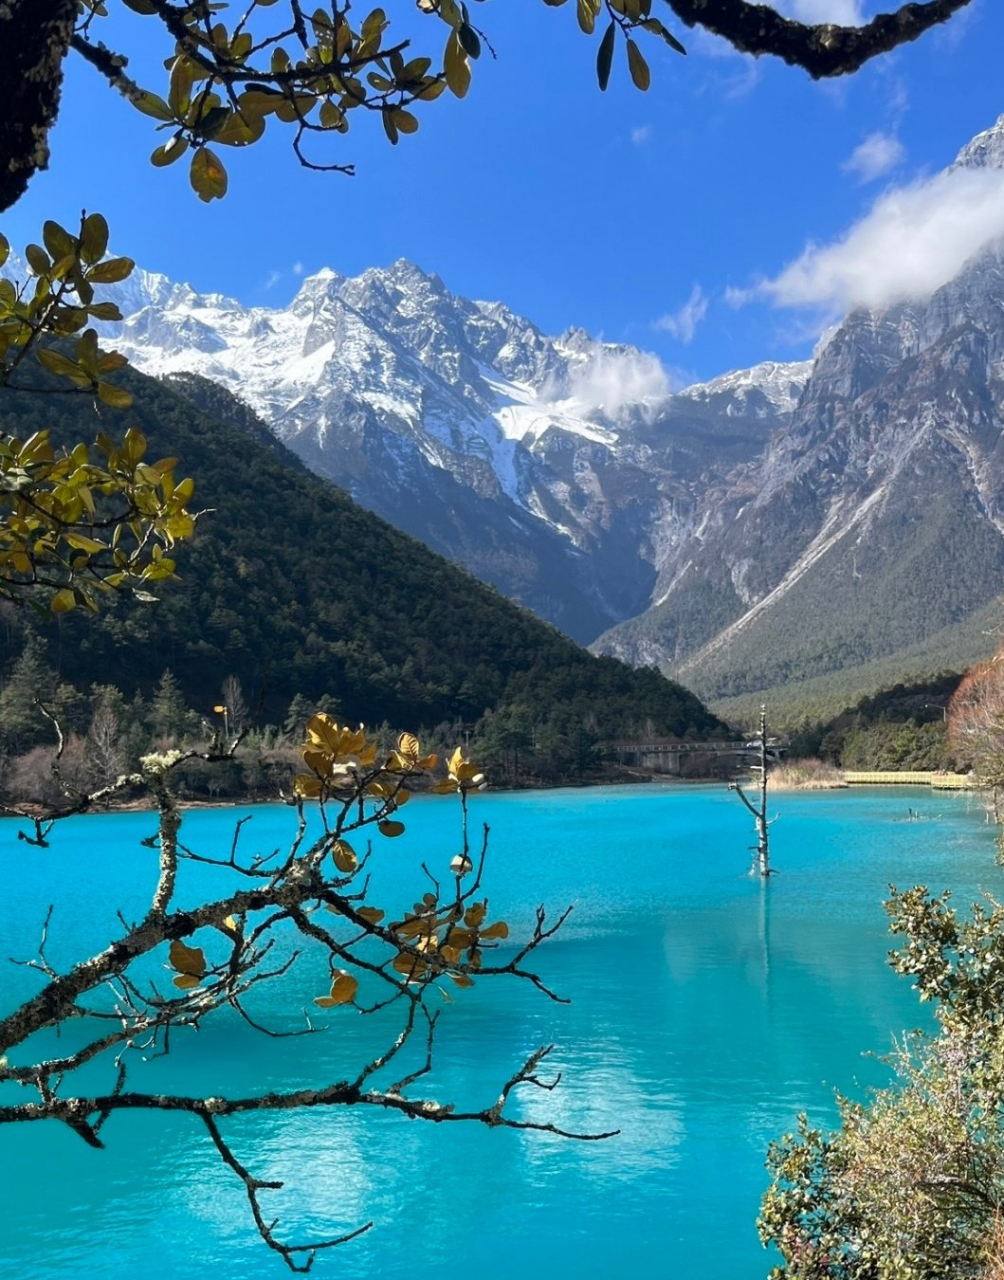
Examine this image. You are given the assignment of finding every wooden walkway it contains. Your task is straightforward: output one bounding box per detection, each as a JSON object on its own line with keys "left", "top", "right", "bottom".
{"left": 842, "top": 770, "right": 975, "bottom": 789}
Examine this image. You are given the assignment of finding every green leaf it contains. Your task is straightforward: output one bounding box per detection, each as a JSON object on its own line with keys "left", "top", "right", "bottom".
{"left": 168, "top": 56, "right": 195, "bottom": 117}
{"left": 198, "top": 106, "right": 232, "bottom": 140}
{"left": 80, "top": 214, "right": 109, "bottom": 265}
{"left": 577, "top": 0, "right": 599, "bottom": 36}
{"left": 640, "top": 18, "right": 686, "bottom": 54}
{"left": 457, "top": 23, "right": 481, "bottom": 58}
{"left": 319, "top": 100, "right": 345, "bottom": 130}
{"left": 627, "top": 39, "right": 651, "bottom": 91}
{"left": 393, "top": 109, "right": 419, "bottom": 135}
{"left": 25, "top": 244, "right": 50, "bottom": 276}
{"left": 189, "top": 148, "right": 229, "bottom": 203}
{"left": 87, "top": 301, "right": 123, "bottom": 322}
{"left": 382, "top": 108, "right": 399, "bottom": 146}
{"left": 42, "top": 221, "right": 75, "bottom": 262}
{"left": 597, "top": 22, "right": 615, "bottom": 92}
{"left": 97, "top": 382, "right": 133, "bottom": 409}
{"left": 213, "top": 111, "right": 266, "bottom": 147}
{"left": 36, "top": 348, "right": 90, "bottom": 384}
{"left": 0, "top": 233, "right": 9, "bottom": 270}
{"left": 444, "top": 32, "right": 471, "bottom": 98}
{"left": 132, "top": 91, "right": 175, "bottom": 122}
{"left": 87, "top": 257, "right": 135, "bottom": 284}
{"left": 96, "top": 350, "right": 128, "bottom": 374}
{"left": 151, "top": 136, "right": 190, "bottom": 168}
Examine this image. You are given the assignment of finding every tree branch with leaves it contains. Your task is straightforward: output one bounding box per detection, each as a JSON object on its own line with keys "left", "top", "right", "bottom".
{"left": 0, "top": 715, "right": 605, "bottom": 1271}
{"left": 0, "top": 0, "right": 978, "bottom": 213}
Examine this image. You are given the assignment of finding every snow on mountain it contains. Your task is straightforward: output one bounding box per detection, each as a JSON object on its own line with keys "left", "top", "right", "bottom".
{"left": 66, "top": 254, "right": 797, "bottom": 641}
{"left": 14, "top": 114, "right": 1004, "bottom": 681}
{"left": 677, "top": 360, "right": 812, "bottom": 417}
{"left": 594, "top": 113, "right": 1004, "bottom": 705}
{"left": 953, "top": 113, "right": 1004, "bottom": 172}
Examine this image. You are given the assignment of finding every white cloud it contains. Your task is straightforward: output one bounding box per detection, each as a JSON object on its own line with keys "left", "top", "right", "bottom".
{"left": 690, "top": 30, "right": 764, "bottom": 99}
{"left": 262, "top": 269, "right": 282, "bottom": 290}
{"left": 559, "top": 349, "right": 671, "bottom": 419}
{"left": 842, "top": 131, "right": 905, "bottom": 183}
{"left": 293, "top": 261, "right": 304, "bottom": 276}
{"left": 631, "top": 125, "right": 652, "bottom": 147}
{"left": 751, "top": 165, "right": 1004, "bottom": 315}
{"left": 654, "top": 285, "right": 709, "bottom": 344}
{"left": 724, "top": 283, "right": 752, "bottom": 309}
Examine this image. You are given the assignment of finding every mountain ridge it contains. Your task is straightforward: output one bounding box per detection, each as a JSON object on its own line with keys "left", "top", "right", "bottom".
{"left": 6, "top": 114, "right": 1004, "bottom": 717}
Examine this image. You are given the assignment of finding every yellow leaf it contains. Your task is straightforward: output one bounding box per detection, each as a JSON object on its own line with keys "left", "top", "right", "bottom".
{"left": 169, "top": 938, "right": 206, "bottom": 977}
{"left": 398, "top": 732, "right": 420, "bottom": 760}
{"left": 357, "top": 907, "right": 385, "bottom": 926}
{"left": 331, "top": 839, "right": 357, "bottom": 873}
{"left": 393, "top": 951, "right": 429, "bottom": 978}
{"left": 301, "top": 745, "right": 333, "bottom": 777}
{"left": 190, "top": 146, "right": 229, "bottom": 202}
{"left": 481, "top": 921, "right": 509, "bottom": 940}
{"left": 292, "top": 773, "right": 323, "bottom": 798}
{"left": 464, "top": 902, "right": 486, "bottom": 928}
{"left": 322, "top": 970, "right": 358, "bottom": 1005}
{"left": 50, "top": 589, "right": 76, "bottom": 614}
{"left": 450, "top": 972, "right": 474, "bottom": 988}
{"left": 379, "top": 819, "right": 405, "bottom": 838}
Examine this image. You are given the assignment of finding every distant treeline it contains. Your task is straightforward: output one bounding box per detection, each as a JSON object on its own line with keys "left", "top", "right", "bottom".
{"left": 0, "top": 635, "right": 728, "bottom": 803}
{"left": 786, "top": 673, "right": 963, "bottom": 772}
{"left": 0, "top": 364, "right": 725, "bottom": 804}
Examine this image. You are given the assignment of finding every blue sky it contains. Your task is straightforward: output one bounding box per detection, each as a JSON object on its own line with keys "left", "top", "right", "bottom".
{"left": 5, "top": 0, "right": 1004, "bottom": 384}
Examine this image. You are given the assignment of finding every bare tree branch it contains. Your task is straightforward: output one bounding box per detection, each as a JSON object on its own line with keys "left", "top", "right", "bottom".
{"left": 665, "top": 0, "right": 975, "bottom": 78}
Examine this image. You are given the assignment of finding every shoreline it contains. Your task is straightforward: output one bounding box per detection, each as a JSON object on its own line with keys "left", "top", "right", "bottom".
{"left": 5, "top": 767, "right": 975, "bottom": 821}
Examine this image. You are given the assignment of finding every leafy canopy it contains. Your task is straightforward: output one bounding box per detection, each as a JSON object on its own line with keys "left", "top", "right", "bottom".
{"left": 0, "top": 215, "right": 196, "bottom": 613}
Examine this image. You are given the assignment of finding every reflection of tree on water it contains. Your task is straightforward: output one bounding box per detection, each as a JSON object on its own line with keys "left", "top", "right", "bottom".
{"left": 759, "top": 874, "right": 772, "bottom": 990}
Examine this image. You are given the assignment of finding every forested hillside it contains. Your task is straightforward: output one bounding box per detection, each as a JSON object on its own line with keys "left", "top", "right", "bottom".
{"left": 0, "top": 366, "right": 723, "bottom": 751}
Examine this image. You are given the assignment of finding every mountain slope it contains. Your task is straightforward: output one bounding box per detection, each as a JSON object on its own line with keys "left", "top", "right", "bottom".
{"left": 594, "top": 116, "right": 1004, "bottom": 707}
{"left": 0, "top": 366, "right": 724, "bottom": 741}
{"left": 86, "top": 260, "right": 806, "bottom": 644}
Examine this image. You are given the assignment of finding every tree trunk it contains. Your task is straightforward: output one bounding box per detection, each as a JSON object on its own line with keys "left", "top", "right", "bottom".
{"left": 0, "top": 0, "right": 77, "bottom": 213}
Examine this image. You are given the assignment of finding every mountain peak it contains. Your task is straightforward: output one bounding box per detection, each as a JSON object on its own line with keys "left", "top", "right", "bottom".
{"left": 953, "top": 113, "right": 1004, "bottom": 171}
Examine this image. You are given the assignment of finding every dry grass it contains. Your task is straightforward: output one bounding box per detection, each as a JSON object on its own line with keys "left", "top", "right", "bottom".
{"left": 769, "top": 759, "right": 847, "bottom": 791}
{"left": 980, "top": 1212, "right": 1004, "bottom": 1279}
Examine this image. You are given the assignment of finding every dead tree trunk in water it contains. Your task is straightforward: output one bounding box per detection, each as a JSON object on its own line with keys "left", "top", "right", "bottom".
{"left": 731, "top": 704, "right": 772, "bottom": 877}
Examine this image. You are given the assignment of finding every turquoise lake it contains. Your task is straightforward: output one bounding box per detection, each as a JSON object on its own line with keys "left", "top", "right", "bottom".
{"left": 1, "top": 784, "right": 1000, "bottom": 1279}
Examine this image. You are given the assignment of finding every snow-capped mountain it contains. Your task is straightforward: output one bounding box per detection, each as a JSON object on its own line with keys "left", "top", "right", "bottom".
{"left": 90, "top": 255, "right": 806, "bottom": 643}
{"left": 594, "top": 113, "right": 1004, "bottom": 706}
{"left": 8, "top": 114, "right": 1004, "bottom": 712}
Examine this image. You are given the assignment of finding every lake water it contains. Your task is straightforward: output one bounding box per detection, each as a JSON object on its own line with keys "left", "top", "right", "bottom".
{"left": 1, "top": 784, "right": 1000, "bottom": 1279}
